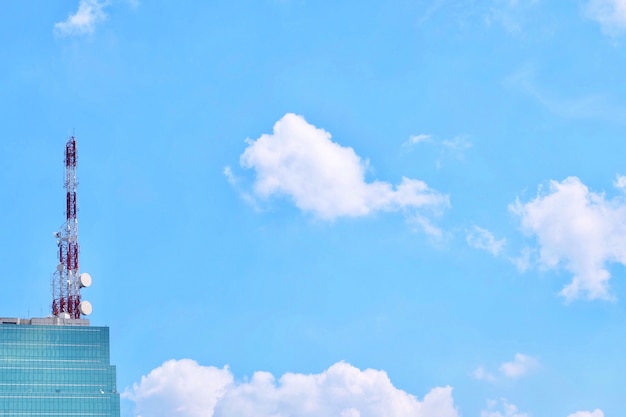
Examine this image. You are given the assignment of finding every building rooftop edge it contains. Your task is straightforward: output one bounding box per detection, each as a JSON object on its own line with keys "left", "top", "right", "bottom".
{"left": 0, "top": 317, "right": 90, "bottom": 326}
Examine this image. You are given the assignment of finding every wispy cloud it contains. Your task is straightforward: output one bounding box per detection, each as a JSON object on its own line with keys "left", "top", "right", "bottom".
{"left": 585, "top": 0, "right": 626, "bottom": 35}
{"left": 505, "top": 66, "right": 626, "bottom": 124}
{"left": 613, "top": 174, "right": 626, "bottom": 190}
{"left": 466, "top": 226, "right": 506, "bottom": 256}
{"left": 404, "top": 133, "right": 432, "bottom": 147}
{"left": 474, "top": 353, "right": 539, "bottom": 382}
{"left": 124, "top": 359, "right": 461, "bottom": 417}
{"left": 54, "top": 0, "right": 108, "bottom": 37}
{"left": 442, "top": 136, "right": 472, "bottom": 159}
{"left": 223, "top": 166, "right": 258, "bottom": 209}
{"left": 511, "top": 246, "right": 533, "bottom": 272}
{"left": 511, "top": 176, "right": 626, "bottom": 301}
{"left": 481, "top": 399, "right": 529, "bottom": 417}
{"left": 403, "top": 132, "right": 472, "bottom": 169}
{"left": 231, "top": 113, "right": 450, "bottom": 236}
{"left": 473, "top": 366, "right": 497, "bottom": 382}
{"left": 566, "top": 410, "right": 605, "bottom": 417}
{"left": 499, "top": 353, "right": 539, "bottom": 378}
{"left": 485, "top": 0, "right": 540, "bottom": 37}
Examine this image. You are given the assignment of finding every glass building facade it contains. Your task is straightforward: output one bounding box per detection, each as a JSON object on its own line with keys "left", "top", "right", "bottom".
{"left": 0, "top": 317, "right": 120, "bottom": 416}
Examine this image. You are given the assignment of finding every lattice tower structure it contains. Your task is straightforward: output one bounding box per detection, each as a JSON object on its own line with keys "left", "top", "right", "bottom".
{"left": 51, "top": 136, "right": 81, "bottom": 319}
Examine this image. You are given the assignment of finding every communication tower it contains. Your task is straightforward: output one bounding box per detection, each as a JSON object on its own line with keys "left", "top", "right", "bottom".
{"left": 51, "top": 135, "right": 92, "bottom": 319}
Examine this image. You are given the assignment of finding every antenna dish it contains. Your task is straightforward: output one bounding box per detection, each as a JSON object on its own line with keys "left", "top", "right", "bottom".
{"left": 78, "top": 301, "right": 92, "bottom": 316}
{"left": 57, "top": 263, "right": 64, "bottom": 272}
{"left": 79, "top": 272, "right": 92, "bottom": 288}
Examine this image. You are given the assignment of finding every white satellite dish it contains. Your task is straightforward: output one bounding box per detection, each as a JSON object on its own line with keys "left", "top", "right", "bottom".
{"left": 57, "top": 263, "right": 64, "bottom": 272}
{"left": 79, "top": 300, "right": 92, "bottom": 316}
{"left": 79, "top": 272, "right": 92, "bottom": 288}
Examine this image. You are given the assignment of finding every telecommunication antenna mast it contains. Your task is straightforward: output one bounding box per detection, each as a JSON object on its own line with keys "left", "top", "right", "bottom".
{"left": 51, "top": 135, "right": 92, "bottom": 319}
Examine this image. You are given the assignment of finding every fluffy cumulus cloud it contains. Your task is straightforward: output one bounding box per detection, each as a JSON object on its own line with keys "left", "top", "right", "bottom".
{"left": 236, "top": 113, "right": 449, "bottom": 235}
{"left": 511, "top": 176, "right": 626, "bottom": 301}
{"left": 567, "top": 410, "right": 605, "bottom": 417}
{"left": 586, "top": 0, "right": 626, "bottom": 35}
{"left": 466, "top": 226, "right": 506, "bottom": 255}
{"left": 54, "top": 0, "right": 108, "bottom": 36}
{"left": 124, "top": 359, "right": 233, "bottom": 417}
{"left": 125, "top": 360, "right": 459, "bottom": 417}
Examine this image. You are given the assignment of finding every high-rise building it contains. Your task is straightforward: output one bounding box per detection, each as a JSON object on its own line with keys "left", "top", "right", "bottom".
{"left": 0, "top": 317, "right": 120, "bottom": 417}
{"left": 0, "top": 135, "right": 120, "bottom": 416}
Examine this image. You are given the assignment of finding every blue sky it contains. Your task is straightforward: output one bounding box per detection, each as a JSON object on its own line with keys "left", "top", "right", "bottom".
{"left": 1, "top": 0, "right": 626, "bottom": 416}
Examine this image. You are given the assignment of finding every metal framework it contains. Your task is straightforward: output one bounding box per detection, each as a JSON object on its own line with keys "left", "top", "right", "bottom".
{"left": 51, "top": 136, "right": 82, "bottom": 319}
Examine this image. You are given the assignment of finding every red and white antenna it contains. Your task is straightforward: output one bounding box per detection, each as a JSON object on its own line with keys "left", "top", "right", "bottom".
{"left": 52, "top": 135, "right": 92, "bottom": 319}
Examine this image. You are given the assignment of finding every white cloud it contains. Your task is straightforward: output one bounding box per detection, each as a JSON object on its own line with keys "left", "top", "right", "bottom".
{"left": 481, "top": 399, "right": 528, "bottom": 417}
{"left": 467, "top": 226, "right": 506, "bottom": 256}
{"left": 441, "top": 136, "right": 472, "bottom": 159}
{"left": 223, "top": 166, "right": 258, "bottom": 208}
{"left": 123, "top": 359, "right": 233, "bottom": 417}
{"left": 125, "top": 360, "right": 460, "bottom": 417}
{"left": 405, "top": 134, "right": 432, "bottom": 146}
{"left": 474, "top": 353, "right": 539, "bottom": 382}
{"left": 567, "top": 410, "right": 605, "bottom": 417}
{"left": 511, "top": 247, "right": 533, "bottom": 272}
{"left": 402, "top": 133, "right": 470, "bottom": 170}
{"left": 473, "top": 366, "right": 496, "bottom": 382}
{"left": 505, "top": 66, "right": 626, "bottom": 125}
{"left": 499, "top": 353, "right": 539, "bottom": 378}
{"left": 485, "top": 0, "right": 539, "bottom": 37}
{"left": 511, "top": 176, "right": 626, "bottom": 301}
{"left": 614, "top": 174, "right": 626, "bottom": 190}
{"left": 54, "top": 0, "right": 108, "bottom": 36}
{"left": 237, "top": 113, "right": 449, "bottom": 235}
{"left": 586, "top": 0, "right": 626, "bottom": 35}
{"left": 223, "top": 166, "right": 236, "bottom": 186}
